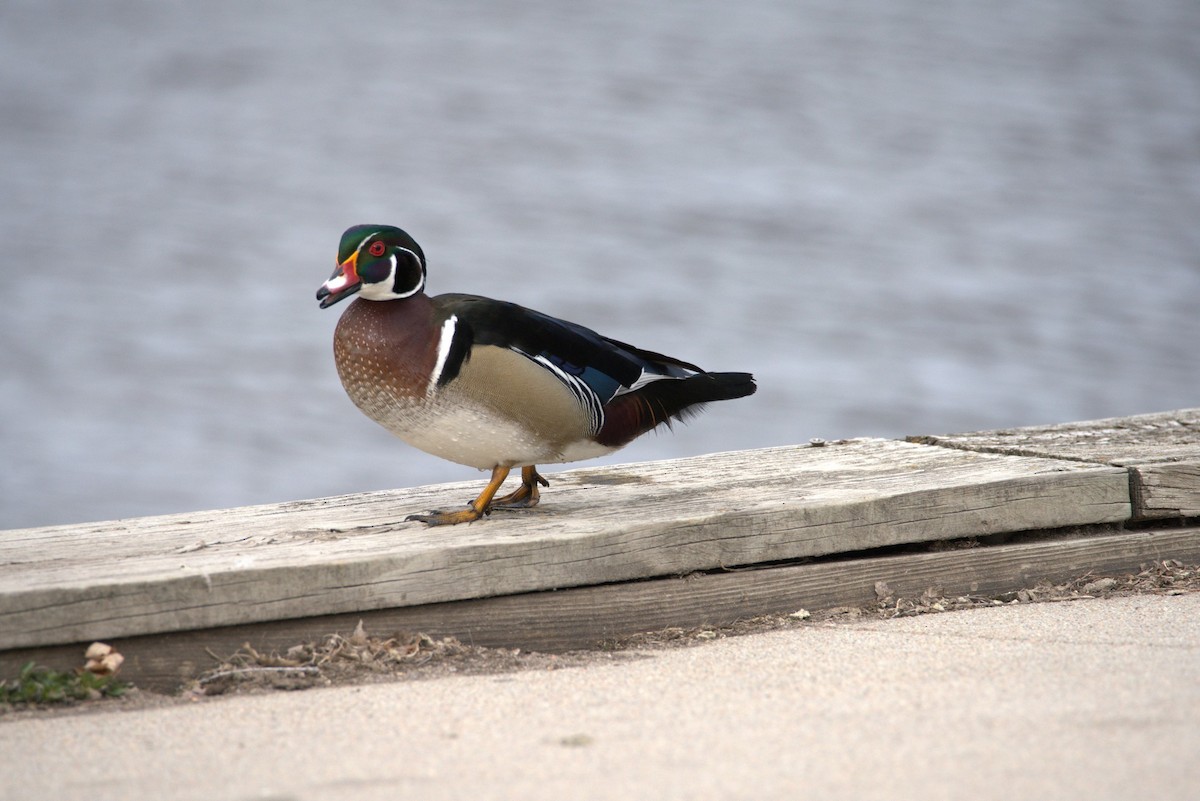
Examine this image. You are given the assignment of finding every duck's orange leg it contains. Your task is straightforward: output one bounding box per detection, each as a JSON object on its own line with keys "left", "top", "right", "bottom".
{"left": 407, "top": 466, "right": 511, "bottom": 526}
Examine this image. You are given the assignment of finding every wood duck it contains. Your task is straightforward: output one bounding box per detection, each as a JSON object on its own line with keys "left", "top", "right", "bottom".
{"left": 316, "top": 224, "right": 757, "bottom": 525}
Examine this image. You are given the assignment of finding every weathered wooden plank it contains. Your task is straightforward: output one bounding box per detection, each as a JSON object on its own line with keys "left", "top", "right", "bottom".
{"left": 910, "top": 408, "right": 1200, "bottom": 519}
{"left": 5, "top": 526, "right": 1196, "bottom": 692}
{"left": 910, "top": 408, "right": 1200, "bottom": 464}
{"left": 0, "top": 439, "right": 1128, "bottom": 650}
{"left": 1132, "top": 463, "right": 1200, "bottom": 518}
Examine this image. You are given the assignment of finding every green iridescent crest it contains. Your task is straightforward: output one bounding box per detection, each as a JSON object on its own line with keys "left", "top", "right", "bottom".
{"left": 337, "top": 225, "right": 424, "bottom": 267}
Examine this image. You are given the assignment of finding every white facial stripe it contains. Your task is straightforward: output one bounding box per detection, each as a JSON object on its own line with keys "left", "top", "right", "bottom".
{"left": 355, "top": 241, "right": 426, "bottom": 300}
{"left": 429, "top": 315, "right": 458, "bottom": 394}
{"left": 395, "top": 246, "right": 421, "bottom": 267}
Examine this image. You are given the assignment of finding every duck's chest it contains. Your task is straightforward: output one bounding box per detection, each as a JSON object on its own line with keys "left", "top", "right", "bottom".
{"left": 332, "top": 297, "right": 441, "bottom": 424}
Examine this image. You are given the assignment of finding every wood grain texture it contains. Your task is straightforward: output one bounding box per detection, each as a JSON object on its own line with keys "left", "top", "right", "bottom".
{"left": 0, "top": 439, "right": 1129, "bottom": 649}
{"left": 910, "top": 408, "right": 1200, "bottom": 519}
{"left": 5, "top": 526, "right": 1196, "bottom": 692}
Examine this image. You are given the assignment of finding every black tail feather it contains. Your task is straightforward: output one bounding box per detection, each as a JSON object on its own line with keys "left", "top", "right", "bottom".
{"left": 596, "top": 372, "right": 756, "bottom": 448}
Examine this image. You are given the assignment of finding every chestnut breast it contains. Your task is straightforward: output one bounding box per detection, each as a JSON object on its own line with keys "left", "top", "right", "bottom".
{"left": 332, "top": 296, "right": 440, "bottom": 422}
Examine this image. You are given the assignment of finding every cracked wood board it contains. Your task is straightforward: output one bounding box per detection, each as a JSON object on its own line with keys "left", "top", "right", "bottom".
{"left": 0, "top": 438, "right": 1129, "bottom": 650}
{"left": 911, "top": 408, "right": 1200, "bottom": 518}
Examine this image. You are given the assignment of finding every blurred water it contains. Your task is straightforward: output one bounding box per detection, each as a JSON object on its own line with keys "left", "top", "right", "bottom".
{"left": 1, "top": 0, "right": 1198, "bottom": 529}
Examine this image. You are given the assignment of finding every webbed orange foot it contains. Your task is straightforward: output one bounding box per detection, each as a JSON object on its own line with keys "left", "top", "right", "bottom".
{"left": 409, "top": 465, "right": 510, "bottom": 527}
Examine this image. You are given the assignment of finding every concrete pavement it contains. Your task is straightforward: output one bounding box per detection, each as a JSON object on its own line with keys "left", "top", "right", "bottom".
{"left": 3, "top": 592, "right": 1198, "bottom": 801}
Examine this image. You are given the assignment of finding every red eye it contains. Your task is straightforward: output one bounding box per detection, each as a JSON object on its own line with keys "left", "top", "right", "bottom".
{"left": 368, "top": 241, "right": 386, "bottom": 257}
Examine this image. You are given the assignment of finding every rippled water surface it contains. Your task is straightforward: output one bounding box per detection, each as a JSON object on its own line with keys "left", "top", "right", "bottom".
{"left": 2, "top": 0, "right": 1198, "bottom": 528}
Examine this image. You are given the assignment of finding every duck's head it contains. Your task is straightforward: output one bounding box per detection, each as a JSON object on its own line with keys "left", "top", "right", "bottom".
{"left": 317, "top": 225, "right": 427, "bottom": 308}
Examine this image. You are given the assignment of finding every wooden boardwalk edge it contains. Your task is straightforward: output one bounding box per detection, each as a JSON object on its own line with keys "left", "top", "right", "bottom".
{"left": 0, "top": 438, "right": 1134, "bottom": 650}
{"left": 910, "top": 407, "right": 1200, "bottom": 519}
{"left": 5, "top": 525, "right": 1198, "bottom": 692}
